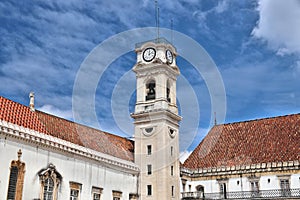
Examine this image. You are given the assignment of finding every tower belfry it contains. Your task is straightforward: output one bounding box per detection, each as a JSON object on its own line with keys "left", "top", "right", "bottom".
{"left": 131, "top": 38, "right": 181, "bottom": 200}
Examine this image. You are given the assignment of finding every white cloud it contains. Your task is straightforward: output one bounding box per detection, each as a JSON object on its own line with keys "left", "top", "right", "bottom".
{"left": 38, "top": 104, "right": 73, "bottom": 120}
{"left": 179, "top": 150, "right": 192, "bottom": 163}
{"left": 276, "top": 48, "right": 292, "bottom": 56}
{"left": 215, "top": 0, "right": 228, "bottom": 13}
{"left": 252, "top": 0, "right": 300, "bottom": 55}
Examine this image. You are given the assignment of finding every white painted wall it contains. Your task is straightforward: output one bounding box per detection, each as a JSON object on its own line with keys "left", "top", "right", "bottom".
{"left": 181, "top": 173, "right": 300, "bottom": 195}
{"left": 0, "top": 136, "right": 138, "bottom": 200}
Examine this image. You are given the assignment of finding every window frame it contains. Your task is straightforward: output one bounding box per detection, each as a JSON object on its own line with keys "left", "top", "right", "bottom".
{"left": 70, "top": 188, "right": 79, "bottom": 200}
{"left": 278, "top": 175, "right": 291, "bottom": 197}
{"left": 44, "top": 177, "right": 54, "bottom": 200}
{"left": 112, "top": 190, "right": 122, "bottom": 200}
{"left": 69, "top": 182, "right": 82, "bottom": 200}
{"left": 217, "top": 178, "right": 228, "bottom": 199}
{"left": 6, "top": 149, "right": 25, "bottom": 200}
{"left": 38, "top": 163, "right": 62, "bottom": 200}
{"left": 92, "top": 186, "right": 103, "bottom": 200}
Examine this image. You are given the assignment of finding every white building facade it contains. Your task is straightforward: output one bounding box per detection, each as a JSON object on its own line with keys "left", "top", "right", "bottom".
{"left": 181, "top": 114, "right": 300, "bottom": 199}
{"left": 0, "top": 96, "right": 139, "bottom": 200}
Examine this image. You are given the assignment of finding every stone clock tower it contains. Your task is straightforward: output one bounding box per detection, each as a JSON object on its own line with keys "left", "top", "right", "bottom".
{"left": 131, "top": 38, "right": 181, "bottom": 200}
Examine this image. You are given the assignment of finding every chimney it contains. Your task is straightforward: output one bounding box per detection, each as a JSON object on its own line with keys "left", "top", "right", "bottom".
{"left": 29, "top": 92, "right": 35, "bottom": 112}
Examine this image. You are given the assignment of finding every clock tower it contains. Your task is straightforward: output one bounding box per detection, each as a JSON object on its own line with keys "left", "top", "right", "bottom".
{"left": 131, "top": 38, "right": 181, "bottom": 200}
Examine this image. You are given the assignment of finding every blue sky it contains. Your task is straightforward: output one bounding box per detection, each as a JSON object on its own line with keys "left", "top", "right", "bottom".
{"left": 1, "top": 0, "right": 300, "bottom": 157}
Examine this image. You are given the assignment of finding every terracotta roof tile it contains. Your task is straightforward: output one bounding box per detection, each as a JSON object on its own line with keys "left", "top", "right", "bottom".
{"left": 0, "top": 96, "right": 134, "bottom": 162}
{"left": 183, "top": 114, "right": 300, "bottom": 169}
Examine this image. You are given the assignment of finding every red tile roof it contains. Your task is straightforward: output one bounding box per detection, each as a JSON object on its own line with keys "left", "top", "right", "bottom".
{"left": 0, "top": 96, "right": 134, "bottom": 162}
{"left": 183, "top": 114, "right": 300, "bottom": 169}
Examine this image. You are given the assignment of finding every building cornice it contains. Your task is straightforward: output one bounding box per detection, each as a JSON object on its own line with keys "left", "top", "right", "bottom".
{"left": 131, "top": 108, "right": 182, "bottom": 126}
{"left": 181, "top": 160, "right": 300, "bottom": 178}
{"left": 0, "top": 120, "right": 139, "bottom": 174}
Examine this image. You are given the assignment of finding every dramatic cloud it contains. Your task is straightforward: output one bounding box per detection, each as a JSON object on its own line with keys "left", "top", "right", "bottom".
{"left": 1, "top": 0, "right": 299, "bottom": 155}
{"left": 252, "top": 0, "right": 300, "bottom": 55}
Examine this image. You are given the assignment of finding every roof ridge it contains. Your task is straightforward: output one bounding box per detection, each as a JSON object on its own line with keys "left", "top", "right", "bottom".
{"left": 0, "top": 95, "right": 134, "bottom": 161}
{"left": 36, "top": 109, "right": 132, "bottom": 141}
{"left": 215, "top": 113, "right": 300, "bottom": 127}
{"left": 0, "top": 95, "right": 133, "bottom": 142}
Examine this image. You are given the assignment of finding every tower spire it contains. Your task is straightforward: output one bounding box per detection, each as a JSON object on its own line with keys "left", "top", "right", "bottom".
{"left": 214, "top": 111, "right": 217, "bottom": 125}
{"left": 155, "top": 0, "right": 160, "bottom": 40}
{"left": 171, "top": 18, "right": 174, "bottom": 44}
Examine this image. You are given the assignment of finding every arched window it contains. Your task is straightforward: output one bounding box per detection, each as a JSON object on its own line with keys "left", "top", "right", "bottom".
{"left": 196, "top": 185, "right": 204, "bottom": 192}
{"left": 7, "top": 149, "right": 25, "bottom": 200}
{"left": 39, "top": 163, "right": 62, "bottom": 200}
{"left": 44, "top": 178, "right": 54, "bottom": 200}
{"left": 196, "top": 185, "right": 204, "bottom": 198}
{"left": 166, "top": 80, "right": 171, "bottom": 103}
{"left": 146, "top": 80, "right": 156, "bottom": 101}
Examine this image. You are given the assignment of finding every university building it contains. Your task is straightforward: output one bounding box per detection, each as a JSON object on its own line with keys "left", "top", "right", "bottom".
{"left": 0, "top": 39, "right": 299, "bottom": 200}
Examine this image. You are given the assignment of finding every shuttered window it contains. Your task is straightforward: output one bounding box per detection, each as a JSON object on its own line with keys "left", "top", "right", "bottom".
{"left": 7, "top": 166, "right": 19, "bottom": 200}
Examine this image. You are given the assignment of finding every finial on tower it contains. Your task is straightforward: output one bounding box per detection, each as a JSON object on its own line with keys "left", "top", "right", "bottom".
{"left": 214, "top": 111, "right": 217, "bottom": 125}
{"left": 29, "top": 92, "right": 35, "bottom": 112}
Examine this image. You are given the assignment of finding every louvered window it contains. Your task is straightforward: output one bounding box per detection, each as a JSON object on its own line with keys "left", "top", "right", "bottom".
{"left": 7, "top": 166, "right": 18, "bottom": 200}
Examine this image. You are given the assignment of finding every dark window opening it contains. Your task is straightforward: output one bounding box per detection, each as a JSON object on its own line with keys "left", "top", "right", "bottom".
{"left": 171, "top": 186, "right": 174, "bottom": 197}
{"left": 171, "top": 166, "right": 174, "bottom": 176}
{"left": 220, "top": 183, "right": 227, "bottom": 199}
{"left": 250, "top": 181, "right": 259, "bottom": 197}
{"left": 196, "top": 185, "right": 205, "bottom": 199}
{"left": 147, "top": 165, "right": 152, "bottom": 175}
{"left": 147, "top": 185, "right": 152, "bottom": 196}
{"left": 147, "top": 145, "right": 152, "bottom": 155}
{"left": 166, "top": 81, "right": 171, "bottom": 102}
{"left": 196, "top": 185, "right": 204, "bottom": 192}
{"left": 7, "top": 166, "right": 18, "bottom": 200}
{"left": 146, "top": 81, "right": 156, "bottom": 101}
{"left": 167, "top": 88, "right": 170, "bottom": 102}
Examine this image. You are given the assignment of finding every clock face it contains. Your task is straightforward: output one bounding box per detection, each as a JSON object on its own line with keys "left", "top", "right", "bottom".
{"left": 166, "top": 49, "right": 173, "bottom": 64}
{"left": 143, "top": 48, "right": 156, "bottom": 62}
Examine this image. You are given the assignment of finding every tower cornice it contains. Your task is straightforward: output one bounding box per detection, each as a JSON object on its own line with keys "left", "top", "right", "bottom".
{"left": 131, "top": 108, "right": 182, "bottom": 125}
{"left": 133, "top": 63, "right": 179, "bottom": 80}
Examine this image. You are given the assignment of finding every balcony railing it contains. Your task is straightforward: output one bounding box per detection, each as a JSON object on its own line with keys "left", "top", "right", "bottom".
{"left": 182, "top": 188, "right": 300, "bottom": 199}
